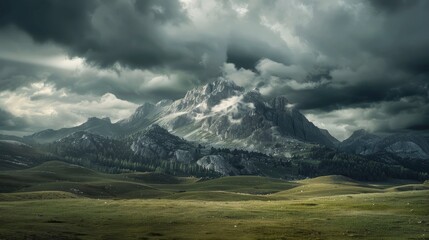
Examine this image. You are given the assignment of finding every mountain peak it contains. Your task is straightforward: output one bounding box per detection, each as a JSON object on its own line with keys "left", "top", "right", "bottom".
{"left": 177, "top": 78, "right": 244, "bottom": 111}
{"left": 101, "top": 117, "right": 111, "bottom": 123}
{"left": 344, "top": 129, "right": 381, "bottom": 143}
{"left": 211, "top": 77, "right": 240, "bottom": 88}
{"left": 85, "top": 117, "right": 111, "bottom": 125}
{"left": 201, "top": 78, "right": 244, "bottom": 97}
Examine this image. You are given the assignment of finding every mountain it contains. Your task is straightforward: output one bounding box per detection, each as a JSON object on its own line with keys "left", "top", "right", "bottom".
{"left": 158, "top": 78, "right": 334, "bottom": 147}
{"left": 117, "top": 101, "right": 172, "bottom": 134}
{"left": 127, "top": 124, "right": 287, "bottom": 176}
{"left": 320, "top": 129, "right": 340, "bottom": 146}
{"left": 27, "top": 78, "right": 337, "bottom": 157}
{"left": 120, "top": 78, "right": 336, "bottom": 156}
{"left": 46, "top": 124, "right": 292, "bottom": 176}
{"left": 375, "top": 133, "right": 429, "bottom": 159}
{"left": 0, "top": 140, "right": 53, "bottom": 170}
{"left": 339, "top": 130, "right": 429, "bottom": 159}
{"left": 127, "top": 124, "right": 196, "bottom": 163}
{"left": 4, "top": 80, "right": 428, "bottom": 180}
{"left": 24, "top": 78, "right": 429, "bottom": 164}
{"left": 339, "top": 129, "right": 381, "bottom": 155}
{"left": 0, "top": 134, "right": 25, "bottom": 142}
{"left": 7, "top": 124, "right": 428, "bottom": 180}
{"left": 26, "top": 117, "right": 121, "bottom": 143}
{"left": 53, "top": 131, "right": 127, "bottom": 154}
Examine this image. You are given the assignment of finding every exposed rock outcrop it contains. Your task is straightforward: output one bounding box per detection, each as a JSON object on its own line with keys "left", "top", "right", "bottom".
{"left": 196, "top": 155, "right": 238, "bottom": 176}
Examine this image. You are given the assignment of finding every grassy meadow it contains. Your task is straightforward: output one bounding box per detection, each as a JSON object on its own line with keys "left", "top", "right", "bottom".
{"left": 0, "top": 161, "right": 428, "bottom": 239}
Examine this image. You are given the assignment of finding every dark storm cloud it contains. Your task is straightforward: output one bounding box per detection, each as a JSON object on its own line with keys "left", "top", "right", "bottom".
{"left": 0, "top": 0, "right": 97, "bottom": 44}
{"left": 221, "top": 0, "right": 429, "bottom": 137}
{"left": 374, "top": 97, "right": 429, "bottom": 133}
{"left": 45, "top": 70, "right": 195, "bottom": 104}
{"left": 0, "top": 0, "right": 190, "bottom": 69}
{"left": 295, "top": 3, "right": 429, "bottom": 77}
{"left": 278, "top": 0, "right": 429, "bottom": 110}
{"left": 409, "top": 124, "right": 429, "bottom": 131}
{"left": 0, "top": 108, "right": 28, "bottom": 131}
{"left": 0, "top": 59, "right": 45, "bottom": 90}
{"left": 0, "top": 0, "right": 293, "bottom": 80}
{"left": 288, "top": 71, "right": 427, "bottom": 111}
{"left": 227, "top": 36, "right": 290, "bottom": 70}
{"left": 0, "top": 0, "right": 211, "bottom": 78}
{"left": 367, "top": 1, "right": 429, "bottom": 75}
{"left": 0, "top": 0, "right": 428, "bottom": 137}
{"left": 226, "top": 22, "right": 292, "bottom": 70}
{"left": 368, "top": 0, "right": 420, "bottom": 12}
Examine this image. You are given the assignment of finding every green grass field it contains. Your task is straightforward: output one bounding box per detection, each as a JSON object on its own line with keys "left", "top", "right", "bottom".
{"left": 0, "top": 161, "right": 428, "bottom": 239}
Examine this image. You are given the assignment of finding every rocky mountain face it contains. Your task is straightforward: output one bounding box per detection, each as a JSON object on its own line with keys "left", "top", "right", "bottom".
{"left": 339, "top": 130, "right": 382, "bottom": 155}
{"left": 126, "top": 124, "right": 280, "bottom": 176}
{"left": 128, "top": 124, "right": 196, "bottom": 163}
{"left": 375, "top": 134, "right": 429, "bottom": 159}
{"left": 117, "top": 101, "right": 172, "bottom": 134}
{"left": 51, "top": 131, "right": 130, "bottom": 159}
{"left": 339, "top": 130, "right": 429, "bottom": 159}
{"left": 320, "top": 129, "right": 340, "bottom": 146}
{"left": 48, "top": 124, "right": 285, "bottom": 176}
{"left": 55, "top": 131, "right": 123, "bottom": 152}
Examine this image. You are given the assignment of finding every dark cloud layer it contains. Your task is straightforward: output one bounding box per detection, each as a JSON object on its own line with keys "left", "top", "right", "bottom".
{"left": 0, "top": 0, "right": 428, "bottom": 138}
{"left": 369, "top": 0, "right": 420, "bottom": 11}
{"left": 288, "top": 1, "right": 429, "bottom": 132}
{"left": 0, "top": 59, "right": 45, "bottom": 91}
{"left": 0, "top": 108, "right": 28, "bottom": 131}
{"left": 0, "top": 0, "right": 289, "bottom": 79}
{"left": 0, "top": 0, "right": 188, "bottom": 68}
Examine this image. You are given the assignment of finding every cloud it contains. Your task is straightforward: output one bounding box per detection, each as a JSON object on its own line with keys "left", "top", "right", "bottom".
{"left": 368, "top": 0, "right": 422, "bottom": 12}
{"left": 0, "top": 108, "right": 28, "bottom": 131}
{"left": 0, "top": 28, "right": 198, "bottom": 103}
{"left": 304, "top": 96, "right": 429, "bottom": 140}
{"left": 0, "top": 0, "right": 428, "bottom": 138}
{"left": 48, "top": 64, "right": 198, "bottom": 103}
{"left": 225, "top": 24, "right": 292, "bottom": 69}
{"left": 0, "top": 82, "right": 138, "bottom": 135}
{"left": 256, "top": 59, "right": 307, "bottom": 80}
{"left": 0, "top": 0, "right": 204, "bottom": 73}
{"left": 0, "top": 0, "right": 292, "bottom": 80}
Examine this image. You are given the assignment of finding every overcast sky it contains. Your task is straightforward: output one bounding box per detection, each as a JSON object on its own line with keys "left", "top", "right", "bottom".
{"left": 0, "top": 0, "right": 428, "bottom": 140}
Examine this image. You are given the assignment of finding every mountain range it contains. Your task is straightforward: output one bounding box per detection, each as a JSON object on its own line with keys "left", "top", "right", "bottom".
{"left": 2, "top": 78, "right": 429, "bottom": 180}
{"left": 26, "top": 78, "right": 335, "bottom": 154}
{"left": 339, "top": 129, "right": 429, "bottom": 159}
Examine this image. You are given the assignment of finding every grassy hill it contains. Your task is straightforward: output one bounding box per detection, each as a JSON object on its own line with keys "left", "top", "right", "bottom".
{"left": 1, "top": 161, "right": 428, "bottom": 200}
{"left": 1, "top": 161, "right": 429, "bottom": 239}
{"left": 0, "top": 161, "right": 173, "bottom": 198}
